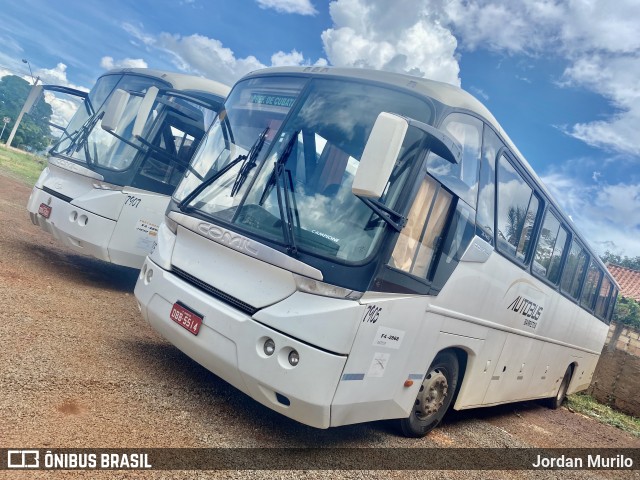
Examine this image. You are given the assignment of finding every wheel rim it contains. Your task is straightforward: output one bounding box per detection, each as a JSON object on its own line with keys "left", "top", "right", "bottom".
{"left": 415, "top": 368, "right": 448, "bottom": 420}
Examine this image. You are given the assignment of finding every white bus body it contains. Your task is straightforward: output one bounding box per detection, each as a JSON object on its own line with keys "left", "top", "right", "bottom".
{"left": 27, "top": 69, "right": 230, "bottom": 268}
{"left": 134, "top": 67, "right": 618, "bottom": 436}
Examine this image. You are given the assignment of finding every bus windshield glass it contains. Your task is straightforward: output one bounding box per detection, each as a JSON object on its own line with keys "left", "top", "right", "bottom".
{"left": 51, "top": 74, "right": 169, "bottom": 170}
{"left": 178, "top": 76, "right": 434, "bottom": 263}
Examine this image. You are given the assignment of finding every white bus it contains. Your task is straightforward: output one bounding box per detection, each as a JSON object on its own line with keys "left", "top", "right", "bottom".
{"left": 27, "top": 68, "right": 230, "bottom": 268}
{"left": 134, "top": 66, "right": 618, "bottom": 437}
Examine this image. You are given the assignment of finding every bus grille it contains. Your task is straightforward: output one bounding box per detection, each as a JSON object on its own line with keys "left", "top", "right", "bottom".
{"left": 171, "top": 266, "right": 258, "bottom": 316}
{"left": 43, "top": 186, "right": 73, "bottom": 203}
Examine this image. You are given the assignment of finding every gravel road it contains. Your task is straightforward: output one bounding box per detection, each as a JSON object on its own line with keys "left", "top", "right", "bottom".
{"left": 1, "top": 172, "right": 638, "bottom": 480}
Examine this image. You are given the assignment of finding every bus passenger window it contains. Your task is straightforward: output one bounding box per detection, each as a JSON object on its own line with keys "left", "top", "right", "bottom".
{"left": 595, "top": 276, "right": 613, "bottom": 319}
{"left": 607, "top": 288, "right": 618, "bottom": 322}
{"left": 533, "top": 210, "right": 568, "bottom": 285}
{"left": 560, "top": 240, "right": 589, "bottom": 299}
{"left": 496, "top": 155, "right": 539, "bottom": 264}
{"left": 580, "top": 261, "right": 602, "bottom": 310}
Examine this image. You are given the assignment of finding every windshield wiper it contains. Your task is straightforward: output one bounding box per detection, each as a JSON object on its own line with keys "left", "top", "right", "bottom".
{"left": 55, "top": 112, "right": 102, "bottom": 165}
{"left": 178, "top": 127, "right": 271, "bottom": 211}
{"left": 230, "top": 126, "right": 268, "bottom": 197}
{"left": 260, "top": 131, "right": 300, "bottom": 256}
{"left": 178, "top": 154, "right": 246, "bottom": 211}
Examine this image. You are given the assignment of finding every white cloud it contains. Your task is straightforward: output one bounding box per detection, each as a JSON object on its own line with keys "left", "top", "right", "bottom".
{"left": 100, "top": 56, "right": 148, "bottom": 70}
{"left": 560, "top": 54, "right": 640, "bottom": 156}
{"left": 437, "top": 0, "right": 640, "bottom": 156}
{"left": 121, "top": 23, "right": 322, "bottom": 85}
{"left": 257, "top": 0, "right": 317, "bottom": 15}
{"left": 542, "top": 173, "right": 640, "bottom": 258}
{"left": 321, "top": 0, "right": 460, "bottom": 85}
{"left": 270, "top": 49, "right": 305, "bottom": 67}
{"left": 156, "top": 32, "right": 267, "bottom": 84}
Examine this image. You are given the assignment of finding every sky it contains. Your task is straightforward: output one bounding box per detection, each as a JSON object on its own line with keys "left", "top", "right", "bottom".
{"left": 1, "top": 0, "right": 639, "bottom": 257}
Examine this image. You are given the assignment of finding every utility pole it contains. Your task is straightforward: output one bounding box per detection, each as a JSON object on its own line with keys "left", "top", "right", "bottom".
{"left": 0, "top": 117, "right": 10, "bottom": 141}
{"left": 5, "top": 59, "right": 41, "bottom": 147}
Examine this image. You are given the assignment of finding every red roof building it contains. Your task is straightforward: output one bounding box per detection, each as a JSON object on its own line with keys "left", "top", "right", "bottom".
{"left": 607, "top": 264, "right": 640, "bottom": 302}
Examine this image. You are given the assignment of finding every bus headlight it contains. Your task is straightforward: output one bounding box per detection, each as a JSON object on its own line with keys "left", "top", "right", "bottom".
{"left": 288, "top": 350, "right": 300, "bottom": 367}
{"left": 293, "top": 274, "right": 362, "bottom": 300}
{"left": 263, "top": 338, "right": 276, "bottom": 356}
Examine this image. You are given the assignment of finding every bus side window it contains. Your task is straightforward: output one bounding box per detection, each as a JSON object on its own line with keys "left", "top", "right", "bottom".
{"left": 476, "top": 126, "right": 501, "bottom": 245}
{"left": 560, "top": 239, "right": 589, "bottom": 300}
{"left": 428, "top": 113, "right": 482, "bottom": 208}
{"left": 134, "top": 108, "right": 205, "bottom": 195}
{"left": 532, "top": 209, "right": 569, "bottom": 285}
{"left": 595, "top": 276, "right": 613, "bottom": 320}
{"left": 580, "top": 260, "right": 602, "bottom": 311}
{"left": 607, "top": 288, "right": 618, "bottom": 323}
{"left": 496, "top": 154, "right": 540, "bottom": 264}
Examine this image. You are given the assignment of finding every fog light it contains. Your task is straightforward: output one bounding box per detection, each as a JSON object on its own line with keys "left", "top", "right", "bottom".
{"left": 263, "top": 338, "right": 275, "bottom": 356}
{"left": 288, "top": 350, "right": 299, "bottom": 366}
{"left": 145, "top": 268, "right": 153, "bottom": 284}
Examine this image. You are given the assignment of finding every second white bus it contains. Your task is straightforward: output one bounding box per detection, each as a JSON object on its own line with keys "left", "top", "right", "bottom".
{"left": 134, "top": 66, "right": 617, "bottom": 436}
{"left": 27, "top": 68, "right": 230, "bottom": 268}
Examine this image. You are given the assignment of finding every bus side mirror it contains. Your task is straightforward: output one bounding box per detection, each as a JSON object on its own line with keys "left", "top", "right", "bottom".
{"left": 101, "top": 89, "right": 130, "bottom": 132}
{"left": 352, "top": 112, "right": 462, "bottom": 199}
{"left": 352, "top": 113, "right": 408, "bottom": 198}
{"left": 132, "top": 86, "right": 159, "bottom": 138}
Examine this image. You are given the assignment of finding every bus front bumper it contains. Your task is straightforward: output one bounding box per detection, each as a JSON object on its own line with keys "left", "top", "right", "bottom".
{"left": 27, "top": 186, "right": 115, "bottom": 263}
{"left": 134, "top": 257, "right": 347, "bottom": 429}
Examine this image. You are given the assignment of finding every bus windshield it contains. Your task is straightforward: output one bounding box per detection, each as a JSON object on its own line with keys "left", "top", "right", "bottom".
{"left": 178, "top": 76, "right": 434, "bottom": 263}
{"left": 51, "top": 74, "right": 168, "bottom": 170}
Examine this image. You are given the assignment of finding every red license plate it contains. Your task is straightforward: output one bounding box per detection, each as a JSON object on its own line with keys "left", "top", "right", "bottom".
{"left": 170, "top": 302, "right": 203, "bottom": 335}
{"left": 38, "top": 203, "right": 52, "bottom": 219}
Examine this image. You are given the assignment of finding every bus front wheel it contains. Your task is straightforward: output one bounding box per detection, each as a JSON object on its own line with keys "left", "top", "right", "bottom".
{"left": 544, "top": 365, "right": 573, "bottom": 410}
{"left": 399, "top": 351, "right": 459, "bottom": 438}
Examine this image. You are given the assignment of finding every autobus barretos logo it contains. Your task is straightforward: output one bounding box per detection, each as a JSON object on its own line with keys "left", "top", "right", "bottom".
{"left": 7, "top": 450, "right": 39, "bottom": 468}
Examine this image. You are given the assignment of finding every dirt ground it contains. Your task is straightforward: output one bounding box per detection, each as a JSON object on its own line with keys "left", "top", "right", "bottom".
{"left": 0, "top": 172, "right": 638, "bottom": 480}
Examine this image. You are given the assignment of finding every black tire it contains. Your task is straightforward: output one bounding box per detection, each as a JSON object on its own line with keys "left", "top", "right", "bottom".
{"left": 399, "top": 351, "right": 459, "bottom": 438}
{"left": 544, "top": 365, "right": 573, "bottom": 409}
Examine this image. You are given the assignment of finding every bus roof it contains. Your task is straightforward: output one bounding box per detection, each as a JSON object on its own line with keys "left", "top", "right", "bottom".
{"left": 241, "top": 66, "right": 616, "bottom": 286}
{"left": 102, "top": 68, "right": 231, "bottom": 98}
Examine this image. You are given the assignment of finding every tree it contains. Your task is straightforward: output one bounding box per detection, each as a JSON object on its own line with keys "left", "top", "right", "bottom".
{"left": 601, "top": 251, "right": 640, "bottom": 271}
{"left": 0, "top": 75, "right": 53, "bottom": 151}
{"left": 613, "top": 295, "right": 640, "bottom": 330}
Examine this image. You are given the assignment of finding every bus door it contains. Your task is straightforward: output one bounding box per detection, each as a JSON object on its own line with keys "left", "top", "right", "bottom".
{"left": 104, "top": 89, "right": 219, "bottom": 266}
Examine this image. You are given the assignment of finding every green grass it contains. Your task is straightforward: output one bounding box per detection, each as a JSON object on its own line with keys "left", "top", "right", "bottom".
{"left": 566, "top": 393, "right": 640, "bottom": 437}
{"left": 0, "top": 144, "right": 46, "bottom": 186}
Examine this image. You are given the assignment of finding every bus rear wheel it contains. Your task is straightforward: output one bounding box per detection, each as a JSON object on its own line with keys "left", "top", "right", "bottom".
{"left": 544, "top": 365, "right": 573, "bottom": 409}
{"left": 399, "top": 351, "right": 459, "bottom": 438}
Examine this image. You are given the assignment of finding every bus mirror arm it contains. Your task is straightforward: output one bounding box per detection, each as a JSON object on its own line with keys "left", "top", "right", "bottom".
{"left": 405, "top": 118, "right": 462, "bottom": 166}
{"left": 358, "top": 197, "right": 407, "bottom": 232}
{"left": 353, "top": 112, "right": 462, "bottom": 200}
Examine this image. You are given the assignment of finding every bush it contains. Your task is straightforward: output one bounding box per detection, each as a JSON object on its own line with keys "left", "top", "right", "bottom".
{"left": 614, "top": 295, "right": 640, "bottom": 330}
